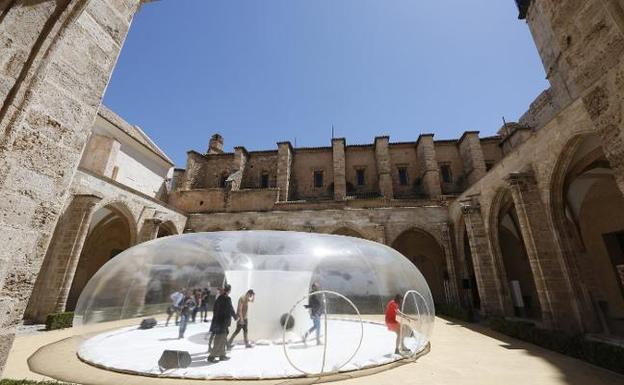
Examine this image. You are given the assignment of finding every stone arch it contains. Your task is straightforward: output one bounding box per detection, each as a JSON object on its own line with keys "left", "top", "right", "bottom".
{"left": 489, "top": 187, "right": 542, "bottom": 320}
{"left": 390, "top": 227, "right": 449, "bottom": 304}
{"left": 157, "top": 220, "right": 178, "bottom": 238}
{"left": 331, "top": 226, "right": 365, "bottom": 239}
{"left": 65, "top": 202, "right": 136, "bottom": 310}
{"left": 91, "top": 199, "right": 138, "bottom": 245}
{"left": 550, "top": 133, "right": 624, "bottom": 335}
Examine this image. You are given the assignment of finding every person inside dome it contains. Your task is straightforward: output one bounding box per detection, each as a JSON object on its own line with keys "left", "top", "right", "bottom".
{"left": 208, "top": 284, "right": 237, "bottom": 362}
{"left": 178, "top": 290, "right": 196, "bottom": 339}
{"left": 302, "top": 282, "right": 324, "bottom": 346}
{"left": 227, "top": 289, "right": 255, "bottom": 349}
{"left": 385, "top": 294, "right": 408, "bottom": 354}
{"left": 165, "top": 288, "right": 185, "bottom": 327}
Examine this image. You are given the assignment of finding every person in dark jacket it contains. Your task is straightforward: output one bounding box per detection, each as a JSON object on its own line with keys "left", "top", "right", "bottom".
{"left": 208, "top": 284, "right": 237, "bottom": 362}
{"left": 302, "top": 282, "right": 324, "bottom": 346}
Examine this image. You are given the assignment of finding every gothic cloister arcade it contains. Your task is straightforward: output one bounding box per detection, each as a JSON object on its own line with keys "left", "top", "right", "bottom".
{"left": 66, "top": 204, "right": 135, "bottom": 311}
{"left": 490, "top": 189, "right": 542, "bottom": 320}
{"left": 550, "top": 134, "right": 624, "bottom": 336}
{"left": 391, "top": 229, "right": 448, "bottom": 305}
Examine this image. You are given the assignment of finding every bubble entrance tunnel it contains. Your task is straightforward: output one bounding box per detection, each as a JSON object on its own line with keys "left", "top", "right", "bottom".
{"left": 74, "top": 231, "right": 435, "bottom": 379}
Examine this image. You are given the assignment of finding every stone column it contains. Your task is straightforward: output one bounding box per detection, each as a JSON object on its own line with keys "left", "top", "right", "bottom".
{"left": 332, "top": 138, "right": 347, "bottom": 201}
{"left": 137, "top": 218, "right": 163, "bottom": 244}
{"left": 24, "top": 194, "right": 102, "bottom": 323}
{"left": 458, "top": 131, "right": 487, "bottom": 187}
{"left": 416, "top": 134, "right": 442, "bottom": 199}
{"left": 461, "top": 198, "right": 506, "bottom": 316}
{"left": 277, "top": 141, "right": 293, "bottom": 201}
{"left": 505, "top": 172, "right": 583, "bottom": 332}
{"left": 374, "top": 136, "right": 394, "bottom": 199}
{"left": 0, "top": 0, "right": 142, "bottom": 373}
{"left": 440, "top": 222, "right": 461, "bottom": 305}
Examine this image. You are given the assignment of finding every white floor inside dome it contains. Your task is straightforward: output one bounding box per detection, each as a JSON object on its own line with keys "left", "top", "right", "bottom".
{"left": 77, "top": 319, "right": 427, "bottom": 379}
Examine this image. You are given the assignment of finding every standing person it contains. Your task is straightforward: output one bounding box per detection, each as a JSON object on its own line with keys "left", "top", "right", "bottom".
{"left": 302, "top": 283, "right": 323, "bottom": 346}
{"left": 165, "top": 288, "right": 184, "bottom": 327}
{"left": 192, "top": 289, "right": 202, "bottom": 323}
{"left": 201, "top": 288, "right": 210, "bottom": 322}
{"left": 227, "top": 289, "right": 255, "bottom": 349}
{"left": 207, "top": 284, "right": 237, "bottom": 362}
{"left": 385, "top": 294, "right": 407, "bottom": 354}
{"left": 178, "top": 290, "right": 196, "bottom": 339}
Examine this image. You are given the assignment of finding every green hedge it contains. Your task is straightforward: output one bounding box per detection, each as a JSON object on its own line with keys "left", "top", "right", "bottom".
{"left": 45, "top": 312, "right": 73, "bottom": 331}
{"left": 489, "top": 317, "right": 624, "bottom": 375}
{"left": 435, "top": 303, "right": 475, "bottom": 323}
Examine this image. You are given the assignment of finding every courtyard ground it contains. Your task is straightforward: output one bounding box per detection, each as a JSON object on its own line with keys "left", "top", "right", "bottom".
{"left": 3, "top": 317, "right": 624, "bottom": 385}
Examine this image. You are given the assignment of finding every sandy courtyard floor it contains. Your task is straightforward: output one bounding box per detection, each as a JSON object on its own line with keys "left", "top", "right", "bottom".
{"left": 3, "top": 317, "right": 624, "bottom": 385}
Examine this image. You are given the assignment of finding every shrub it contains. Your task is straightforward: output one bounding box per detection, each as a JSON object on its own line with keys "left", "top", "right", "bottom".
{"left": 489, "top": 318, "right": 624, "bottom": 375}
{"left": 44, "top": 312, "right": 73, "bottom": 331}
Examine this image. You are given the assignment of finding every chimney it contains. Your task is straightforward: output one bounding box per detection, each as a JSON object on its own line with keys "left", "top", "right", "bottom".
{"left": 207, "top": 133, "right": 224, "bottom": 154}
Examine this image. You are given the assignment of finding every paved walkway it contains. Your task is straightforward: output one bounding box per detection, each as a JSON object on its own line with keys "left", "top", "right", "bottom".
{"left": 3, "top": 317, "right": 624, "bottom": 385}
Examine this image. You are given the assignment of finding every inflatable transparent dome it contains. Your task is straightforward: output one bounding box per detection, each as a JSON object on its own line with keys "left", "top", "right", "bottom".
{"left": 74, "top": 231, "right": 434, "bottom": 379}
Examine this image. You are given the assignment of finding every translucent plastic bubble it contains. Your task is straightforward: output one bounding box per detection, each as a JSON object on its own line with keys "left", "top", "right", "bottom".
{"left": 74, "top": 231, "right": 435, "bottom": 379}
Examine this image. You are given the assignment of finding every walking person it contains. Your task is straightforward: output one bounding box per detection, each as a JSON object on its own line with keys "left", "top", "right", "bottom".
{"left": 385, "top": 294, "right": 407, "bottom": 354}
{"left": 207, "top": 284, "right": 237, "bottom": 362}
{"left": 178, "top": 290, "right": 196, "bottom": 339}
{"left": 227, "top": 289, "right": 255, "bottom": 349}
{"left": 165, "top": 288, "right": 184, "bottom": 327}
{"left": 302, "top": 283, "right": 323, "bottom": 346}
{"left": 192, "top": 289, "right": 202, "bottom": 323}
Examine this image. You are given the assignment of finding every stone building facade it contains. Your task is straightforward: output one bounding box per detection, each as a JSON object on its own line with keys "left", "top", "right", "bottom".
{"left": 2, "top": 0, "right": 624, "bottom": 374}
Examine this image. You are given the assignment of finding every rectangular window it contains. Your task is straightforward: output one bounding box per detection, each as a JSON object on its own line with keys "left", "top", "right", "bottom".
{"left": 398, "top": 167, "right": 408, "bottom": 186}
{"left": 314, "top": 170, "right": 324, "bottom": 188}
{"left": 219, "top": 174, "right": 228, "bottom": 188}
{"left": 356, "top": 168, "right": 365, "bottom": 186}
{"left": 261, "top": 173, "right": 269, "bottom": 188}
{"left": 440, "top": 164, "right": 453, "bottom": 183}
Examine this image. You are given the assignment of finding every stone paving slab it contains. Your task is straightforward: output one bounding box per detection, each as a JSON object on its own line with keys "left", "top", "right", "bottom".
{"left": 3, "top": 317, "right": 624, "bottom": 385}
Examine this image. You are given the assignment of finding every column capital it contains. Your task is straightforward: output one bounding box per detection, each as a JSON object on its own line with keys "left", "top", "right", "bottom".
{"left": 505, "top": 171, "right": 537, "bottom": 188}
{"left": 459, "top": 195, "right": 481, "bottom": 214}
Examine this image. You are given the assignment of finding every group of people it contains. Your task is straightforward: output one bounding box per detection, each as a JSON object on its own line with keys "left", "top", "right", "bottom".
{"left": 165, "top": 283, "right": 409, "bottom": 363}
{"left": 166, "top": 285, "right": 256, "bottom": 362}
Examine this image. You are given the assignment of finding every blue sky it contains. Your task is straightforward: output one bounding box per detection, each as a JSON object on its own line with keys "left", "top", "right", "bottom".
{"left": 103, "top": 0, "right": 548, "bottom": 167}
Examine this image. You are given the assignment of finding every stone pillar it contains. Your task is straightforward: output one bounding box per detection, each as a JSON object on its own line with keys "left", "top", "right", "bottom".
{"left": 332, "top": 138, "right": 347, "bottom": 201}
{"left": 461, "top": 198, "right": 506, "bottom": 316}
{"left": 137, "top": 218, "right": 163, "bottom": 244}
{"left": 0, "top": 0, "right": 141, "bottom": 372}
{"left": 277, "top": 141, "right": 293, "bottom": 201}
{"left": 181, "top": 151, "right": 207, "bottom": 190}
{"left": 505, "top": 172, "right": 583, "bottom": 332}
{"left": 229, "top": 146, "right": 248, "bottom": 191}
{"left": 374, "top": 136, "right": 394, "bottom": 199}
{"left": 416, "top": 134, "right": 442, "bottom": 199}
{"left": 458, "top": 131, "right": 487, "bottom": 187}
{"left": 79, "top": 134, "right": 121, "bottom": 178}
{"left": 25, "top": 194, "right": 102, "bottom": 323}
{"left": 440, "top": 222, "right": 461, "bottom": 305}
{"left": 582, "top": 69, "right": 624, "bottom": 196}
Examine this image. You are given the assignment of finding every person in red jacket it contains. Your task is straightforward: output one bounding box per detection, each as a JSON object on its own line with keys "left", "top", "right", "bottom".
{"left": 385, "top": 294, "right": 406, "bottom": 354}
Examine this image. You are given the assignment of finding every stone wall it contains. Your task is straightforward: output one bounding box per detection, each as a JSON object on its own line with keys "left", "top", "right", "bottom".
{"left": 0, "top": 0, "right": 142, "bottom": 373}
